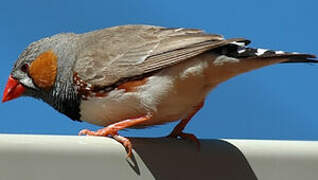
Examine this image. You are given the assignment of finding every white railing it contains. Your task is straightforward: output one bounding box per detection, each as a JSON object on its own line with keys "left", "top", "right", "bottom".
{"left": 0, "top": 134, "right": 317, "bottom": 180}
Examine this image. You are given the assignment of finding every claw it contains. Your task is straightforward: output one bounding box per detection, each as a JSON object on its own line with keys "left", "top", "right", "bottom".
{"left": 78, "top": 129, "right": 92, "bottom": 136}
{"left": 113, "top": 134, "right": 133, "bottom": 158}
{"left": 168, "top": 131, "right": 200, "bottom": 151}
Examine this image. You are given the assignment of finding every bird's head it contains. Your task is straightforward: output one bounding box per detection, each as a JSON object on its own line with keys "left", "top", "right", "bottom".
{"left": 2, "top": 33, "right": 79, "bottom": 102}
{"left": 2, "top": 33, "right": 82, "bottom": 120}
{"left": 2, "top": 38, "right": 60, "bottom": 102}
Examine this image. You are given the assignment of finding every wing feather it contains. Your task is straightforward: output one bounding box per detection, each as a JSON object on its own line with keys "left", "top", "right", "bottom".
{"left": 73, "top": 25, "right": 247, "bottom": 87}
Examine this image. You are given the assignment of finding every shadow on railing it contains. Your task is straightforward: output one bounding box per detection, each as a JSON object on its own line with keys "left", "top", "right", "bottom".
{"left": 129, "top": 138, "right": 257, "bottom": 180}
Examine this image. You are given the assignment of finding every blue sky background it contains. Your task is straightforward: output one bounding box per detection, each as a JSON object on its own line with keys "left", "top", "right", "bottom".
{"left": 1, "top": 0, "right": 318, "bottom": 140}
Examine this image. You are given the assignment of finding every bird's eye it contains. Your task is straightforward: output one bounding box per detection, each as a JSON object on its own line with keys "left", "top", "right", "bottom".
{"left": 20, "top": 64, "right": 29, "bottom": 73}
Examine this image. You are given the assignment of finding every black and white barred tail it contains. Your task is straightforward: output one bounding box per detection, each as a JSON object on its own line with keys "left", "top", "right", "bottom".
{"left": 214, "top": 40, "right": 317, "bottom": 63}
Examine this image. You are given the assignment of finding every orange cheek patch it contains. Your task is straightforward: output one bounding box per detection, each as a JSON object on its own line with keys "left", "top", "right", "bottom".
{"left": 29, "top": 50, "right": 57, "bottom": 90}
{"left": 117, "top": 77, "right": 148, "bottom": 92}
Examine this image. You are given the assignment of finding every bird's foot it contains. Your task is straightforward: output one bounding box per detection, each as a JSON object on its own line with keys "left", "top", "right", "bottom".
{"left": 78, "top": 114, "right": 152, "bottom": 158}
{"left": 167, "top": 131, "right": 200, "bottom": 151}
{"left": 79, "top": 127, "right": 133, "bottom": 158}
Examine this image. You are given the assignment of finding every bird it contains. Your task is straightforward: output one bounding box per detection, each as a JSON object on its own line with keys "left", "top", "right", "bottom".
{"left": 2, "top": 25, "right": 317, "bottom": 157}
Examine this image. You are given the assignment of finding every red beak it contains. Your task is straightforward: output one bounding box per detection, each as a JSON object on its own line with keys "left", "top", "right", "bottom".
{"left": 2, "top": 75, "right": 25, "bottom": 103}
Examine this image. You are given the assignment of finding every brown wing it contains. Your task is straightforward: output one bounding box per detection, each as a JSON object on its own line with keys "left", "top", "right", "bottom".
{"left": 73, "top": 25, "right": 248, "bottom": 87}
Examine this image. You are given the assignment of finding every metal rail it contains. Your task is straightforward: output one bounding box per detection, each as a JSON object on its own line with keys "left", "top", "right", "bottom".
{"left": 0, "top": 134, "right": 317, "bottom": 180}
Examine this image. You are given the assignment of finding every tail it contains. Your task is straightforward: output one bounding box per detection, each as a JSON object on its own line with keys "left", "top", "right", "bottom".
{"left": 205, "top": 40, "right": 317, "bottom": 87}
{"left": 214, "top": 39, "right": 317, "bottom": 63}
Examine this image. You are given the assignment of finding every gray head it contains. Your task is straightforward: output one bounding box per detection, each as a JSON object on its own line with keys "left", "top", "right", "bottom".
{"left": 3, "top": 33, "right": 82, "bottom": 121}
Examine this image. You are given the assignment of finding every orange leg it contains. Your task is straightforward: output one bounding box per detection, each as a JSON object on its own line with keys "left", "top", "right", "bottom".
{"left": 79, "top": 113, "right": 152, "bottom": 158}
{"left": 168, "top": 101, "right": 204, "bottom": 149}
